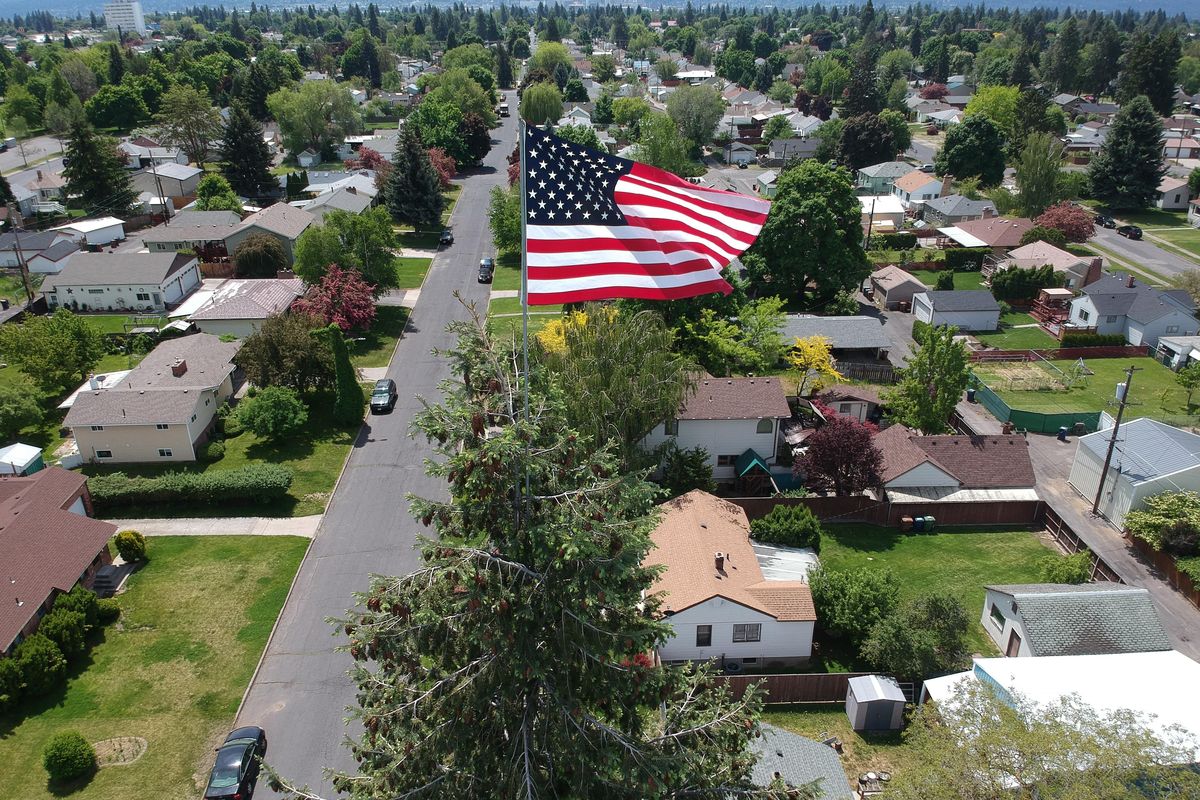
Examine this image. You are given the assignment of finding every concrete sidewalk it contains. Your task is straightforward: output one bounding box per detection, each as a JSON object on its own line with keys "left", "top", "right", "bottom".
{"left": 104, "top": 516, "right": 322, "bottom": 538}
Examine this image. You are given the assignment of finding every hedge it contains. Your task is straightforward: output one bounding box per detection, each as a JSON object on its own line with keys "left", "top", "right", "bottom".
{"left": 1059, "top": 332, "right": 1127, "bottom": 348}
{"left": 871, "top": 232, "right": 917, "bottom": 250}
{"left": 88, "top": 464, "right": 293, "bottom": 510}
{"left": 943, "top": 247, "right": 990, "bottom": 272}
{"left": 749, "top": 504, "right": 823, "bottom": 551}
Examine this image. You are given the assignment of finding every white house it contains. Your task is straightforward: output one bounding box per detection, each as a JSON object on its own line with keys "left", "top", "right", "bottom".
{"left": 1156, "top": 334, "right": 1200, "bottom": 369}
{"left": 0, "top": 230, "right": 74, "bottom": 269}
{"left": 994, "top": 241, "right": 1101, "bottom": 290}
{"left": 892, "top": 170, "right": 945, "bottom": 210}
{"left": 642, "top": 376, "right": 792, "bottom": 482}
{"left": 1191, "top": 198, "right": 1200, "bottom": 227}
{"left": 724, "top": 142, "right": 757, "bottom": 165}
{"left": 131, "top": 162, "right": 204, "bottom": 203}
{"left": 859, "top": 194, "right": 906, "bottom": 234}
{"left": 26, "top": 241, "right": 79, "bottom": 274}
{"left": 856, "top": 160, "right": 914, "bottom": 195}
{"left": 912, "top": 290, "right": 1001, "bottom": 331}
{"left": 645, "top": 491, "right": 816, "bottom": 669}
{"left": 1068, "top": 417, "right": 1200, "bottom": 529}
{"left": 1156, "top": 176, "right": 1193, "bottom": 211}
{"left": 981, "top": 583, "right": 1171, "bottom": 658}
{"left": 1067, "top": 273, "right": 1198, "bottom": 348}
{"left": 42, "top": 252, "right": 201, "bottom": 313}
{"left": 297, "top": 149, "right": 321, "bottom": 168}
{"left": 50, "top": 217, "right": 126, "bottom": 247}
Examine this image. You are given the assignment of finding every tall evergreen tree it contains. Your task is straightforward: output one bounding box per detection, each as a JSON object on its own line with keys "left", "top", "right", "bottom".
{"left": 495, "top": 44, "right": 514, "bottom": 89}
{"left": 219, "top": 103, "right": 277, "bottom": 199}
{"left": 1118, "top": 30, "right": 1180, "bottom": 116}
{"left": 1046, "top": 18, "right": 1081, "bottom": 93}
{"left": 61, "top": 119, "right": 136, "bottom": 214}
{"left": 842, "top": 47, "right": 881, "bottom": 117}
{"left": 385, "top": 124, "right": 445, "bottom": 228}
{"left": 1011, "top": 86, "right": 1054, "bottom": 157}
{"left": 1088, "top": 95, "right": 1166, "bottom": 211}
{"left": 0, "top": 173, "right": 14, "bottom": 206}
{"left": 1008, "top": 45, "right": 1034, "bottom": 88}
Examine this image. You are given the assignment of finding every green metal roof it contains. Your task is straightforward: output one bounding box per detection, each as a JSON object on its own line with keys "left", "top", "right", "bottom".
{"left": 735, "top": 448, "right": 770, "bottom": 478}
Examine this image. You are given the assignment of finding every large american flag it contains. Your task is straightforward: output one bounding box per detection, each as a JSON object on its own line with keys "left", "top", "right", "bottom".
{"left": 522, "top": 125, "right": 772, "bottom": 305}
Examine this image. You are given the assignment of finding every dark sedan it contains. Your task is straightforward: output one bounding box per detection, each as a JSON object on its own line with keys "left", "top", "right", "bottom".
{"left": 439, "top": 229, "right": 454, "bottom": 246}
{"left": 479, "top": 257, "right": 495, "bottom": 283}
{"left": 1117, "top": 224, "right": 1143, "bottom": 240}
{"left": 204, "top": 726, "right": 267, "bottom": 800}
{"left": 1094, "top": 214, "right": 1116, "bottom": 228}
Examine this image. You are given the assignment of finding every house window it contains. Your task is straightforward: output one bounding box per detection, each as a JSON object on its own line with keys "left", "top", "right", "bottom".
{"left": 136, "top": 292, "right": 151, "bottom": 301}
{"left": 755, "top": 418, "right": 773, "bottom": 434}
{"left": 1078, "top": 309, "right": 1090, "bottom": 322}
{"left": 191, "top": 414, "right": 198, "bottom": 423}
{"left": 989, "top": 603, "right": 1005, "bottom": 629}
{"left": 95, "top": 450, "right": 113, "bottom": 459}
{"left": 90, "top": 425, "right": 104, "bottom": 431}
{"left": 156, "top": 423, "right": 169, "bottom": 430}
{"left": 716, "top": 454, "right": 738, "bottom": 466}
{"left": 696, "top": 625, "right": 712, "bottom": 647}
{"left": 157, "top": 448, "right": 173, "bottom": 457}
{"left": 88, "top": 288, "right": 104, "bottom": 294}
{"left": 1167, "top": 325, "right": 1181, "bottom": 334}
{"left": 1106, "top": 315, "right": 1118, "bottom": 324}
{"left": 664, "top": 418, "right": 678, "bottom": 435}
{"left": 732, "top": 624, "right": 761, "bottom": 643}
{"left": 839, "top": 403, "right": 853, "bottom": 414}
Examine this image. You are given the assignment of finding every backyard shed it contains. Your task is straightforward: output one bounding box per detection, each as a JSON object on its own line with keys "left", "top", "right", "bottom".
{"left": 845, "top": 675, "right": 906, "bottom": 732}
{"left": 0, "top": 443, "right": 45, "bottom": 475}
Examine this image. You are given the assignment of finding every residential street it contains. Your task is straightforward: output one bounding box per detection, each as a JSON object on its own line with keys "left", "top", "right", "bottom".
{"left": 236, "top": 109, "right": 517, "bottom": 798}
{"left": 0, "top": 135, "right": 63, "bottom": 176}
{"left": 1090, "top": 226, "right": 1198, "bottom": 281}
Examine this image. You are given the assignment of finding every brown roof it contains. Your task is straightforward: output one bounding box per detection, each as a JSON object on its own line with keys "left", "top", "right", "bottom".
{"left": 0, "top": 468, "right": 116, "bottom": 651}
{"left": 235, "top": 202, "right": 316, "bottom": 240}
{"left": 871, "top": 265, "right": 925, "bottom": 292}
{"left": 818, "top": 384, "right": 882, "bottom": 405}
{"left": 953, "top": 216, "right": 1035, "bottom": 248}
{"left": 894, "top": 170, "right": 940, "bottom": 193}
{"left": 679, "top": 377, "right": 791, "bottom": 421}
{"left": 877, "top": 425, "right": 945, "bottom": 483}
{"left": 877, "top": 426, "right": 1036, "bottom": 488}
{"left": 644, "top": 491, "right": 816, "bottom": 621}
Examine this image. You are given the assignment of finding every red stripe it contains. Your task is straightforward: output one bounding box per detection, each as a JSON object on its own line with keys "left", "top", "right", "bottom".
{"left": 628, "top": 162, "right": 772, "bottom": 213}
{"left": 621, "top": 212, "right": 747, "bottom": 257}
{"left": 527, "top": 278, "right": 734, "bottom": 305}
{"left": 619, "top": 173, "right": 771, "bottom": 226}
{"left": 528, "top": 258, "right": 716, "bottom": 280}
{"left": 527, "top": 234, "right": 727, "bottom": 265}
{"left": 615, "top": 191, "right": 757, "bottom": 248}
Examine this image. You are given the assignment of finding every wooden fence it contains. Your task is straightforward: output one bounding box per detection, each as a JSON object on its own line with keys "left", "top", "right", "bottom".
{"left": 729, "top": 495, "right": 1043, "bottom": 527}
{"left": 1127, "top": 535, "right": 1200, "bottom": 609}
{"left": 838, "top": 361, "right": 898, "bottom": 384}
{"left": 1040, "top": 505, "right": 1125, "bottom": 584}
{"left": 200, "top": 261, "right": 236, "bottom": 279}
{"left": 717, "top": 672, "right": 879, "bottom": 704}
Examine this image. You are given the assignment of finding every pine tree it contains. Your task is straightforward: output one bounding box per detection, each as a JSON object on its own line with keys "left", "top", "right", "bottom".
{"left": 1087, "top": 95, "right": 1166, "bottom": 211}
{"left": 1046, "top": 18, "right": 1081, "bottom": 93}
{"left": 1118, "top": 30, "right": 1181, "bottom": 116}
{"left": 219, "top": 103, "right": 276, "bottom": 199}
{"left": 62, "top": 119, "right": 136, "bottom": 214}
{"left": 0, "top": 173, "right": 14, "bottom": 206}
{"left": 266, "top": 317, "right": 793, "bottom": 799}
{"left": 318, "top": 325, "right": 364, "bottom": 425}
{"left": 385, "top": 124, "right": 445, "bottom": 228}
{"left": 496, "top": 44, "right": 514, "bottom": 89}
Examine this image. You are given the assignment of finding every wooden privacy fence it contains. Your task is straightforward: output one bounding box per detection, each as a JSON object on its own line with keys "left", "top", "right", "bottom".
{"left": 1127, "top": 535, "right": 1200, "bottom": 610}
{"left": 729, "top": 495, "right": 1043, "bottom": 527}
{"left": 838, "top": 361, "right": 898, "bottom": 384}
{"left": 1040, "top": 506, "right": 1124, "bottom": 584}
{"left": 717, "top": 672, "right": 877, "bottom": 704}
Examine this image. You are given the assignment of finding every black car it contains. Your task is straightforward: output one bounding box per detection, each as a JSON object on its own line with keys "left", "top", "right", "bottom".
{"left": 1117, "top": 224, "right": 1143, "bottom": 240}
{"left": 204, "top": 726, "right": 267, "bottom": 800}
{"left": 479, "top": 257, "right": 495, "bottom": 283}
{"left": 370, "top": 378, "right": 398, "bottom": 413}
{"left": 1094, "top": 214, "right": 1116, "bottom": 228}
{"left": 439, "top": 229, "right": 454, "bottom": 246}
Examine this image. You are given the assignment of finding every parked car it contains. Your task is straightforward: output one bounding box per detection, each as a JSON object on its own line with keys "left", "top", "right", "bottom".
{"left": 1094, "top": 214, "right": 1116, "bottom": 229}
{"left": 479, "top": 257, "right": 495, "bottom": 283}
{"left": 204, "top": 726, "right": 267, "bottom": 800}
{"left": 370, "top": 378, "right": 398, "bottom": 413}
{"left": 919, "top": 163, "right": 936, "bottom": 173}
{"left": 439, "top": 229, "right": 454, "bottom": 246}
{"left": 1117, "top": 224, "right": 1143, "bottom": 240}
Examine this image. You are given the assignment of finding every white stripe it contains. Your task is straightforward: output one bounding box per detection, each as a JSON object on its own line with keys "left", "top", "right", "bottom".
{"left": 529, "top": 271, "right": 724, "bottom": 293}
{"left": 631, "top": 170, "right": 773, "bottom": 214}
{"left": 529, "top": 247, "right": 721, "bottom": 269}
{"left": 527, "top": 224, "right": 737, "bottom": 261}
{"left": 614, "top": 202, "right": 747, "bottom": 257}
{"left": 615, "top": 180, "right": 765, "bottom": 237}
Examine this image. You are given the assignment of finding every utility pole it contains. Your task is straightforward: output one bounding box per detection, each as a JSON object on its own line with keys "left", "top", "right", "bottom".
{"left": 1092, "top": 365, "right": 1141, "bottom": 517}
{"left": 6, "top": 205, "right": 35, "bottom": 308}
{"left": 150, "top": 157, "right": 170, "bottom": 223}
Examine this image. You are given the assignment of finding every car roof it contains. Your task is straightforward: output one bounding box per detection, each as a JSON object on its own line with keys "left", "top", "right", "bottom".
{"left": 373, "top": 378, "right": 394, "bottom": 389}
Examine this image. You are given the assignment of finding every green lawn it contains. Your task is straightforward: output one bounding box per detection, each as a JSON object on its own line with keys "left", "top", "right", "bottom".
{"left": 487, "top": 296, "right": 565, "bottom": 317}
{"left": 0, "top": 272, "right": 39, "bottom": 305}
{"left": 82, "top": 399, "right": 357, "bottom": 517}
{"left": 907, "top": 269, "right": 985, "bottom": 291}
{"left": 394, "top": 257, "right": 433, "bottom": 289}
{"left": 972, "top": 355, "right": 1194, "bottom": 423}
{"left": 817, "top": 524, "right": 1059, "bottom": 657}
{"left": 0, "top": 535, "right": 308, "bottom": 800}
{"left": 974, "top": 312, "right": 1057, "bottom": 350}
{"left": 393, "top": 185, "right": 462, "bottom": 248}
{"left": 79, "top": 315, "right": 142, "bottom": 335}
{"left": 1105, "top": 208, "right": 1191, "bottom": 229}
{"left": 487, "top": 313, "right": 557, "bottom": 339}
{"left": 1150, "top": 228, "right": 1200, "bottom": 262}
{"left": 491, "top": 253, "right": 521, "bottom": 292}
{"left": 763, "top": 703, "right": 916, "bottom": 785}
{"left": 349, "top": 306, "right": 409, "bottom": 369}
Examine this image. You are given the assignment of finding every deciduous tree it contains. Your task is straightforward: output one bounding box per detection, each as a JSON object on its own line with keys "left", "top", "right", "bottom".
{"left": 0, "top": 381, "right": 45, "bottom": 441}
{"left": 267, "top": 81, "right": 362, "bottom": 155}
{"left": 554, "top": 123, "right": 603, "bottom": 151}
{"left": 236, "top": 386, "right": 309, "bottom": 440}
{"left": 1036, "top": 201, "right": 1094, "bottom": 243}
{"left": 153, "top": 83, "right": 223, "bottom": 164}
{"left": 0, "top": 309, "right": 103, "bottom": 395}
{"left": 807, "top": 565, "right": 899, "bottom": 644}
{"left": 294, "top": 207, "right": 399, "bottom": 293}
{"left": 860, "top": 593, "right": 969, "bottom": 680}
{"left": 426, "top": 146, "right": 457, "bottom": 189}
{"left": 934, "top": 114, "right": 1006, "bottom": 187}
{"left": 234, "top": 312, "right": 334, "bottom": 392}
{"left": 665, "top": 84, "right": 723, "bottom": 153}
{"left": 194, "top": 173, "right": 243, "bottom": 212}
{"left": 520, "top": 81, "right": 563, "bottom": 126}
{"left": 233, "top": 233, "right": 287, "bottom": 278}
{"left": 487, "top": 183, "right": 521, "bottom": 254}
{"left": 633, "top": 112, "right": 698, "bottom": 177}
{"left": 787, "top": 335, "right": 844, "bottom": 396}
{"left": 884, "top": 324, "right": 969, "bottom": 434}
{"left": 797, "top": 414, "right": 883, "bottom": 496}
{"left": 293, "top": 264, "right": 377, "bottom": 331}
{"left": 1015, "top": 132, "right": 1067, "bottom": 217}
{"left": 838, "top": 113, "right": 897, "bottom": 170}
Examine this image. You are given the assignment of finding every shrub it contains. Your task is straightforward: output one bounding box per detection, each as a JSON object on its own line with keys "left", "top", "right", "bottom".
{"left": 15, "top": 633, "right": 67, "bottom": 695}
{"left": 96, "top": 598, "right": 121, "bottom": 624}
{"left": 1059, "top": 332, "right": 1127, "bottom": 348}
{"left": 0, "top": 657, "right": 22, "bottom": 711}
{"left": 42, "top": 731, "right": 96, "bottom": 782}
{"left": 934, "top": 271, "right": 955, "bottom": 290}
{"left": 860, "top": 592, "right": 970, "bottom": 680}
{"left": 221, "top": 412, "right": 245, "bottom": 438}
{"left": 88, "top": 464, "right": 294, "bottom": 510}
{"left": 38, "top": 608, "right": 88, "bottom": 660}
{"left": 1039, "top": 551, "right": 1092, "bottom": 584}
{"left": 1019, "top": 225, "right": 1068, "bottom": 249}
{"left": 873, "top": 232, "right": 917, "bottom": 250}
{"left": 943, "top": 247, "right": 989, "bottom": 271}
{"left": 1125, "top": 491, "right": 1200, "bottom": 550}
{"left": 807, "top": 565, "right": 899, "bottom": 644}
{"left": 659, "top": 444, "right": 715, "bottom": 498}
{"left": 1162, "top": 519, "right": 1200, "bottom": 557}
{"left": 990, "top": 265, "right": 1063, "bottom": 301}
{"left": 53, "top": 586, "right": 99, "bottom": 629}
{"left": 235, "top": 386, "right": 309, "bottom": 441}
{"left": 199, "top": 439, "right": 226, "bottom": 462}
{"left": 823, "top": 290, "right": 861, "bottom": 316}
{"left": 749, "top": 504, "right": 823, "bottom": 551}
{"left": 115, "top": 529, "right": 147, "bottom": 562}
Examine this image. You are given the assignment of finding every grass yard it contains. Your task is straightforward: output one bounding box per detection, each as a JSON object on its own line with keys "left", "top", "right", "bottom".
{"left": 78, "top": 315, "right": 141, "bottom": 335}
{"left": 972, "top": 355, "right": 1194, "bottom": 423}
{"left": 973, "top": 312, "right": 1057, "bottom": 350}
{"left": 487, "top": 312, "right": 557, "bottom": 340}
{"left": 817, "top": 524, "right": 1059, "bottom": 658}
{"left": 487, "top": 296, "right": 565, "bottom": 317}
{"left": 491, "top": 253, "right": 521, "bottom": 292}
{"left": 762, "top": 703, "right": 916, "bottom": 785}
{"left": 907, "top": 269, "right": 985, "bottom": 291}
{"left": 350, "top": 306, "right": 409, "bottom": 369}
{"left": 394, "top": 186, "right": 462, "bottom": 249}
{"left": 1106, "top": 208, "right": 1192, "bottom": 229}
{"left": 394, "top": 257, "right": 433, "bottom": 289}
{"left": 0, "top": 535, "right": 308, "bottom": 800}
{"left": 1150, "top": 227, "right": 1200, "bottom": 262}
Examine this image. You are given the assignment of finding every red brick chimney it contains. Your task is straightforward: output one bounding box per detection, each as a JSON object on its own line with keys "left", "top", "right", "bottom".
{"left": 1082, "top": 257, "right": 1102, "bottom": 287}
{"left": 171, "top": 359, "right": 188, "bottom": 377}
{"left": 1126, "top": 274, "right": 1135, "bottom": 289}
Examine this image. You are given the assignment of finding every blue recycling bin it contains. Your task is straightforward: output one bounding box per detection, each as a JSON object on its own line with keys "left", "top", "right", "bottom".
{"left": 912, "top": 516, "right": 925, "bottom": 532}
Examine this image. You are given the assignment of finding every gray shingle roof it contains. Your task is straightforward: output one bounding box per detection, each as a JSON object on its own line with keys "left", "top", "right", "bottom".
{"left": 782, "top": 315, "right": 891, "bottom": 350}
{"left": 986, "top": 583, "right": 1172, "bottom": 657}
{"left": 920, "top": 290, "right": 1001, "bottom": 313}
{"left": 1080, "top": 273, "right": 1197, "bottom": 324}
{"left": 189, "top": 279, "right": 304, "bottom": 321}
{"left": 41, "top": 253, "right": 196, "bottom": 291}
{"left": 169, "top": 210, "right": 243, "bottom": 228}
{"left": 235, "top": 203, "right": 316, "bottom": 239}
{"left": 857, "top": 160, "right": 913, "bottom": 179}
{"left": 1077, "top": 417, "right": 1200, "bottom": 483}
{"left": 750, "top": 725, "right": 854, "bottom": 799}
{"left": 0, "top": 230, "right": 64, "bottom": 252}
{"left": 923, "top": 194, "right": 996, "bottom": 217}
{"left": 303, "top": 187, "right": 373, "bottom": 218}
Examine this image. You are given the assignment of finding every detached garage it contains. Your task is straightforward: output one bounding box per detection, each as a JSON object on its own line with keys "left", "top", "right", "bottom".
{"left": 51, "top": 217, "right": 127, "bottom": 247}
{"left": 912, "top": 290, "right": 1000, "bottom": 332}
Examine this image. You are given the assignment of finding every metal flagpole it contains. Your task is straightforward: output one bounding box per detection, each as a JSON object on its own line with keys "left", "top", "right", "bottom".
{"left": 519, "top": 119, "right": 530, "bottom": 427}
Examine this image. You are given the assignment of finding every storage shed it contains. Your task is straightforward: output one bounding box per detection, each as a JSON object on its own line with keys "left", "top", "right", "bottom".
{"left": 845, "top": 675, "right": 906, "bottom": 732}
{"left": 0, "top": 442, "right": 45, "bottom": 475}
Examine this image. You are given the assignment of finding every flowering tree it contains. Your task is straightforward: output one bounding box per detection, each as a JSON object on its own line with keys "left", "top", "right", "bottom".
{"left": 796, "top": 414, "right": 883, "bottom": 496}
{"left": 786, "top": 335, "right": 844, "bottom": 396}
{"left": 427, "top": 146, "right": 457, "bottom": 189}
{"left": 292, "top": 264, "right": 377, "bottom": 331}
{"left": 1036, "top": 201, "right": 1095, "bottom": 243}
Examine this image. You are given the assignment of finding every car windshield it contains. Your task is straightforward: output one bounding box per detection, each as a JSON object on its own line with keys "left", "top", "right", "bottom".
{"left": 372, "top": 389, "right": 389, "bottom": 398}
{"left": 209, "top": 745, "right": 248, "bottom": 788}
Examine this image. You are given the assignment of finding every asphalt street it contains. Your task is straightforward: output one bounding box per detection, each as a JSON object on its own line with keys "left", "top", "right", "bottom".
{"left": 0, "top": 135, "right": 63, "bottom": 176}
{"left": 236, "top": 104, "right": 517, "bottom": 798}
{"left": 1090, "top": 225, "right": 1198, "bottom": 281}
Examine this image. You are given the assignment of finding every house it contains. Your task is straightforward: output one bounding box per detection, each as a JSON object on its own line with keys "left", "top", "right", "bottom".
{"left": 912, "top": 290, "right": 1001, "bottom": 331}
{"left": 299, "top": 186, "right": 373, "bottom": 220}
{"left": 856, "top": 160, "right": 916, "bottom": 195}
{"left": 1156, "top": 176, "right": 1193, "bottom": 211}
{"left": 49, "top": 217, "right": 127, "bottom": 247}
{"left": 926, "top": 108, "right": 964, "bottom": 127}
{"left": 860, "top": 194, "right": 906, "bottom": 234}
{"left": 892, "top": 171, "right": 945, "bottom": 210}
{"left": 644, "top": 491, "right": 817, "bottom": 668}
{"left": 766, "top": 137, "right": 818, "bottom": 163}
{"left": 993, "top": 241, "right": 1101, "bottom": 290}
{"left": 914, "top": 100, "right": 955, "bottom": 123}
{"left": 1067, "top": 272, "right": 1198, "bottom": 348}
{"left": 131, "top": 162, "right": 204, "bottom": 204}
{"left": 922, "top": 195, "right": 997, "bottom": 226}
{"left": 0, "top": 468, "right": 116, "bottom": 656}
{"left": 42, "top": 252, "right": 201, "bottom": 313}
{"left": 782, "top": 315, "right": 890, "bottom": 361}
{"left": 224, "top": 203, "right": 317, "bottom": 265}
{"left": 981, "top": 583, "right": 1171, "bottom": 658}
{"left": 0, "top": 442, "right": 45, "bottom": 475}
{"left": 938, "top": 216, "right": 1035, "bottom": 254}
{"left": 1068, "top": 417, "right": 1200, "bottom": 529}
{"left": 875, "top": 426, "right": 1038, "bottom": 505}
{"left": 749, "top": 725, "right": 855, "bottom": 799}
{"left": 26, "top": 240, "right": 80, "bottom": 274}
{"left": 22, "top": 169, "right": 67, "bottom": 203}
{"left": 1191, "top": 198, "right": 1200, "bottom": 227}
{"left": 141, "top": 214, "right": 242, "bottom": 257}
{"left": 724, "top": 141, "right": 757, "bottom": 166}
{"left": 815, "top": 384, "right": 883, "bottom": 424}
{"left": 297, "top": 149, "right": 321, "bottom": 168}
{"left": 642, "top": 377, "right": 792, "bottom": 483}
{"left": 64, "top": 333, "right": 241, "bottom": 464}
{"left": 868, "top": 265, "right": 926, "bottom": 310}
{"left": 1064, "top": 120, "right": 1108, "bottom": 153}
{"left": 0, "top": 230, "right": 75, "bottom": 269}
{"left": 179, "top": 277, "right": 305, "bottom": 337}
{"left": 1162, "top": 137, "right": 1200, "bottom": 160}
{"left": 118, "top": 140, "right": 186, "bottom": 168}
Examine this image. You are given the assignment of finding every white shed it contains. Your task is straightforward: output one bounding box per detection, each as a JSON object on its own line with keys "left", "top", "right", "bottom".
{"left": 51, "top": 217, "right": 127, "bottom": 246}
{"left": 912, "top": 290, "right": 1001, "bottom": 332}
{"left": 845, "top": 674, "right": 906, "bottom": 732}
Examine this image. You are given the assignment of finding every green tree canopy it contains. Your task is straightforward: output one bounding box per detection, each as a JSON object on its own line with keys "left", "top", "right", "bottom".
{"left": 632, "top": 112, "right": 699, "bottom": 177}
{"left": 1088, "top": 95, "right": 1166, "bottom": 211}
{"left": 194, "top": 173, "right": 243, "bottom": 212}
{"left": 233, "top": 232, "right": 287, "bottom": 278}
{"left": 267, "top": 80, "right": 362, "bottom": 155}
{"left": 520, "top": 81, "right": 563, "bottom": 126}
{"left": 884, "top": 324, "right": 969, "bottom": 433}
{"left": 293, "top": 207, "right": 399, "bottom": 293}
{"left": 385, "top": 124, "right": 445, "bottom": 228}
{"left": 935, "top": 115, "right": 1006, "bottom": 187}
{"left": 665, "top": 83, "right": 723, "bottom": 153}
{"left": 0, "top": 309, "right": 103, "bottom": 395}
{"left": 153, "top": 82, "right": 222, "bottom": 164}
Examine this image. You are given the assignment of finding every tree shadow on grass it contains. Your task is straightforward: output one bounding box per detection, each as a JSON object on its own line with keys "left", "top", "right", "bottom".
{"left": 823, "top": 523, "right": 903, "bottom": 555}
{"left": 0, "top": 630, "right": 105, "bottom": 739}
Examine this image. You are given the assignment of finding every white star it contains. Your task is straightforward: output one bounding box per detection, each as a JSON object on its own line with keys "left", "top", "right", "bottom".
{"left": 601, "top": 211, "right": 609, "bottom": 219}
{"left": 529, "top": 148, "right": 539, "bottom": 158}
{"left": 547, "top": 209, "right": 556, "bottom": 218}
{"left": 538, "top": 181, "right": 546, "bottom": 189}
{"left": 528, "top": 190, "right": 537, "bottom": 198}
{"left": 565, "top": 210, "right": 573, "bottom": 218}
{"left": 528, "top": 168, "right": 536, "bottom": 178}
{"left": 582, "top": 211, "right": 591, "bottom": 219}
{"left": 574, "top": 202, "right": 582, "bottom": 210}
{"left": 538, "top": 201, "right": 546, "bottom": 209}
{"left": 528, "top": 209, "right": 537, "bottom": 219}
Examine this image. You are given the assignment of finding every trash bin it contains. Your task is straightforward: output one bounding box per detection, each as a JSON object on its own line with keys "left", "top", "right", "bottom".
{"left": 912, "top": 516, "right": 925, "bottom": 533}
{"left": 924, "top": 516, "right": 936, "bottom": 532}
{"left": 1057, "top": 426, "right": 1069, "bottom": 442}
{"left": 966, "top": 388, "right": 976, "bottom": 403}
{"left": 900, "top": 516, "right": 914, "bottom": 532}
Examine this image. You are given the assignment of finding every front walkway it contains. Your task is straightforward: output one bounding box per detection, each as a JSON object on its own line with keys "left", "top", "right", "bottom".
{"left": 103, "top": 515, "right": 322, "bottom": 538}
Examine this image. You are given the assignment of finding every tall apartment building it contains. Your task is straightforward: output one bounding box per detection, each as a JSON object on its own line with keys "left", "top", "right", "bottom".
{"left": 103, "top": 0, "right": 148, "bottom": 36}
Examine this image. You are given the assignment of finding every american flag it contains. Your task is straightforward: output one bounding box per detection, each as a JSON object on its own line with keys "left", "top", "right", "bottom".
{"left": 522, "top": 125, "right": 772, "bottom": 305}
